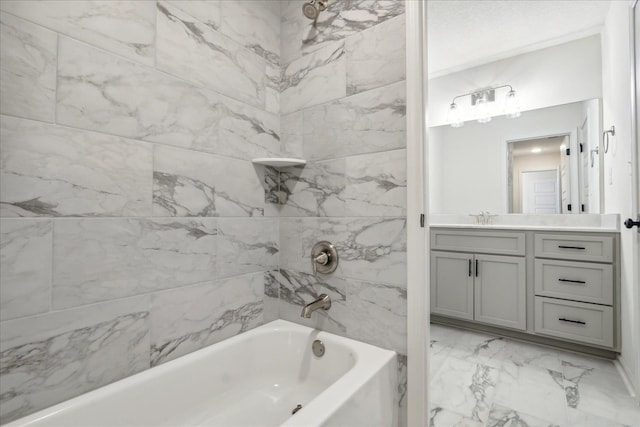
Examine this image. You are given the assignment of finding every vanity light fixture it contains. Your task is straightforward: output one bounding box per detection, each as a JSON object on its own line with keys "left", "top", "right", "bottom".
{"left": 447, "top": 85, "right": 521, "bottom": 127}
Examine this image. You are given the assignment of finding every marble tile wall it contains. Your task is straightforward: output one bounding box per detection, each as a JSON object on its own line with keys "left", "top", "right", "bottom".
{"left": 1, "top": 0, "right": 408, "bottom": 424}
{"left": 0, "top": 1, "right": 280, "bottom": 423}
{"left": 272, "top": 2, "right": 408, "bottom": 425}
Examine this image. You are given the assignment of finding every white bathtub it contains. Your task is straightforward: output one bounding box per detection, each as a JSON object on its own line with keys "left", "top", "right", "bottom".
{"left": 6, "top": 320, "right": 398, "bottom": 427}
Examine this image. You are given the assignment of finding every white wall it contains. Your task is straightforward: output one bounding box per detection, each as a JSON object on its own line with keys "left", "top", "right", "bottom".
{"left": 582, "top": 98, "right": 603, "bottom": 213}
{"left": 429, "top": 101, "right": 585, "bottom": 214}
{"left": 601, "top": 1, "right": 640, "bottom": 397}
{"left": 512, "top": 152, "right": 561, "bottom": 213}
{"left": 429, "top": 35, "right": 603, "bottom": 127}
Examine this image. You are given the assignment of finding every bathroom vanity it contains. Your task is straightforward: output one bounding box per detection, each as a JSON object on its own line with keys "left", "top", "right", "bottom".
{"left": 430, "top": 222, "right": 620, "bottom": 356}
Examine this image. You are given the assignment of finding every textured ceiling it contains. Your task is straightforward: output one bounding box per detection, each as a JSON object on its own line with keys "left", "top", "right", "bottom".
{"left": 427, "top": 0, "right": 612, "bottom": 77}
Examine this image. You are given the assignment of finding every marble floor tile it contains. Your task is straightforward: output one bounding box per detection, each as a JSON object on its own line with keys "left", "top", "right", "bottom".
{"left": 429, "top": 406, "right": 484, "bottom": 427}
{"left": 486, "top": 403, "right": 562, "bottom": 427}
{"left": 430, "top": 356, "right": 500, "bottom": 424}
{"left": 430, "top": 324, "right": 639, "bottom": 427}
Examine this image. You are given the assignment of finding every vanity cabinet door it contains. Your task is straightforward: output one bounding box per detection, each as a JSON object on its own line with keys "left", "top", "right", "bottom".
{"left": 430, "top": 251, "right": 474, "bottom": 320}
{"left": 474, "top": 254, "right": 526, "bottom": 331}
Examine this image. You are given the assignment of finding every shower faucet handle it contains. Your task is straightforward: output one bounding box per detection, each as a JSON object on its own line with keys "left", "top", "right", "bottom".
{"left": 311, "top": 241, "right": 338, "bottom": 274}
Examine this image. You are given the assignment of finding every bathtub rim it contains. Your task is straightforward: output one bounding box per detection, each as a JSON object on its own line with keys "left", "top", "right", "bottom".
{"left": 4, "top": 319, "right": 397, "bottom": 427}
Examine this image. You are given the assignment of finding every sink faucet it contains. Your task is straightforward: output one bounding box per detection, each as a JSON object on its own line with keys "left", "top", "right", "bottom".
{"left": 301, "top": 294, "right": 331, "bottom": 318}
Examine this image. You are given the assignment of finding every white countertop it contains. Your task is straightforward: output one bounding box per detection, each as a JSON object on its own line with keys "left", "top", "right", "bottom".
{"left": 428, "top": 223, "right": 619, "bottom": 233}
{"left": 428, "top": 213, "right": 620, "bottom": 232}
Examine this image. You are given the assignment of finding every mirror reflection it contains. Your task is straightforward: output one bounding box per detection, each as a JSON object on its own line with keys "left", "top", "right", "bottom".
{"left": 429, "top": 99, "right": 602, "bottom": 215}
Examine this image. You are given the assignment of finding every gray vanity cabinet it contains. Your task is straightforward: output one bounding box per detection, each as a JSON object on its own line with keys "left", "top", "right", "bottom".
{"left": 474, "top": 254, "right": 526, "bottom": 330}
{"left": 430, "top": 229, "right": 527, "bottom": 331}
{"left": 430, "top": 251, "right": 474, "bottom": 320}
{"left": 431, "top": 227, "right": 620, "bottom": 355}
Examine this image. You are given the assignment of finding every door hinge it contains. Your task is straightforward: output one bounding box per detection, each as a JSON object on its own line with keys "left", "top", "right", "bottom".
{"left": 579, "top": 143, "right": 584, "bottom": 153}
{"left": 568, "top": 204, "right": 572, "bottom": 211}
{"left": 566, "top": 148, "right": 571, "bottom": 155}
{"left": 581, "top": 204, "right": 585, "bottom": 212}
{"left": 420, "top": 214, "right": 425, "bottom": 228}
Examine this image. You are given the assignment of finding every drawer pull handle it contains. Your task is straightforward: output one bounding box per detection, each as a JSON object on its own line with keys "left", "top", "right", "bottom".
{"left": 558, "top": 245, "right": 586, "bottom": 250}
{"left": 558, "top": 278, "right": 586, "bottom": 284}
{"left": 558, "top": 317, "right": 586, "bottom": 325}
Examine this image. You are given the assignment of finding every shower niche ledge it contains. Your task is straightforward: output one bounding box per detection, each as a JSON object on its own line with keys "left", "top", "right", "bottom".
{"left": 252, "top": 157, "right": 306, "bottom": 168}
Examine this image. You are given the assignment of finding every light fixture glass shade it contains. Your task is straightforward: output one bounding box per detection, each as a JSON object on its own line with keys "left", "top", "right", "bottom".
{"left": 448, "top": 102, "right": 464, "bottom": 128}
{"left": 475, "top": 96, "right": 492, "bottom": 123}
{"left": 505, "top": 89, "right": 521, "bottom": 118}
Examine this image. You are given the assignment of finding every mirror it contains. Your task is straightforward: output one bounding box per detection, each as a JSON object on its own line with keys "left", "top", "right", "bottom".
{"left": 426, "top": 1, "right": 611, "bottom": 217}
{"left": 429, "top": 99, "right": 602, "bottom": 215}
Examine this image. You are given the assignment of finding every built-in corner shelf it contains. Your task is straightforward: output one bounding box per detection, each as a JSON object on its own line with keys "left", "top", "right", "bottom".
{"left": 251, "top": 158, "right": 306, "bottom": 168}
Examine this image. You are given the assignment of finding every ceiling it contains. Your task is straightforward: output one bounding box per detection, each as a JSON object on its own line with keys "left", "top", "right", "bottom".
{"left": 511, "top": 136, "right": 564, "bottom": 157}
{"left": 427, "top": 0, "right": 613, "bottom": 78}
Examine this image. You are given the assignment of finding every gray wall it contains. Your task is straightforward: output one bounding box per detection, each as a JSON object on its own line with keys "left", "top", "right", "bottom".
{"left": 0, "top": 1, "right": 279, "bottom": 422}
{"left": 0, "top": 0, "right": 408, "bottom": 424}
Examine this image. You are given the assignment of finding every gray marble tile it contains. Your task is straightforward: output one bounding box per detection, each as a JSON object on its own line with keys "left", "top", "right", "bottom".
{"left": 281, "top": 111, "right": 303, "bottom": 158}
{"left": 281, "top": 40, "right": 346, "bottom": 114}
{"left": 562, "top": 360, "right": 640, "bottom": 425}
{"left": 57, "top": 36, "right": 278, "bottom": 160}
{"left": 446, "top": 331, "right": 506, "bottom": 371}
{"left": 150, "top": 272, "right": 263, "bottom": 366}
{"left": 279, "top": 217, "right": 304, "bottom": 271}
{"left": 280, "top": 160, "right": 346, "bottom": 216}
{"left": 345, "top": 15, "right": 405, "bottom": 95}
{"left": 429, "top": 407, "right": 484, "bottom": 427}
{"left": 493, "top": 364, "right": 567, "bottom": 425}
{"left": 0, "top": 0, "right": 156, "bottom": 66}
{"left": 262, "top": 165, "right": 281, "bottom": 207}
{"left": 0, "top": 295, "right": 150, "bottom": 424}
{"left": 52, "top": 218, "right": 217, "bottom": 309}
{"left": 566, "top": 408, "right": 631, "bottom": 427}
{"left": 276, "top": 269, "right": 348, "bottom": 335}
{"left": 345, "top": 149, "right": 406, "bottom": 216}
{"left": 397, "top": 354, "right": 408, "bottom": 427}
{"left": 219, "top": 0, "right": 280, "bottom": 66}
{"left": 153, "top": 145, "right": 264, "bottom": 217}
{"left": 164, "top": 0, "right": 221, "bottom": 31}
{"left": 300, "top": 217, "right": 406, "bottom": 285}
{"left": 217, "top": 217, "right": 278, "bottom": 278}
{"left": 263, "top": 270, "right": 280, "bottom": 322}
{"left": 280, "top": 0, "right": 405, "bottom": 65}
{"left": 156, "top": 2, "right": 265, "bottom": 109}
{"left": 265, "top": 61, "right": 281, "bottom": 116}
{"left": 0, "top": 219, "right": 51, "bottom": 321}
{"left": 0, "top": 12, "right": 57, "bottom": 123}
{"left": 0, "top": 115, "right": 153, "bottom": 217}
{"left": 343, "top": 279, "right": 407, "bottom": 353}
{"left": 486, "top": 404, "right": 561, "bottom": 427}
{"left": 430, "top": 357, "right": 499, "bottom": 424}
{"left": 303, "top": 81, "right": 406, "bottom": 161}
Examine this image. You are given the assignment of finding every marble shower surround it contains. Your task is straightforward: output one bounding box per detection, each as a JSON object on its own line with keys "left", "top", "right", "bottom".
{"left": 0, "top": 1, "right": 280, "bottom": 423}
{"left": 0, "top": 0, "right": 409, "bottom": 424}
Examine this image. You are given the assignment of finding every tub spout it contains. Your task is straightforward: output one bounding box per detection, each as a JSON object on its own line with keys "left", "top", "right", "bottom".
{"left": 301, "top": 294, "right": 331, "bottom": 318}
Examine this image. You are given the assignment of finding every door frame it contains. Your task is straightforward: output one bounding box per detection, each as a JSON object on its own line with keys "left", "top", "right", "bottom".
{"left": 405, "top": 1, "right": 429, "bottom": 425}
{"left": 627, "top": 0, "right": 640, "bottom": 403}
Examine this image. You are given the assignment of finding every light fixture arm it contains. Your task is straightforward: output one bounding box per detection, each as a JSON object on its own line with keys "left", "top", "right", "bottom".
{"left": 449, "top": 84, "right": 515, "bottom": 105}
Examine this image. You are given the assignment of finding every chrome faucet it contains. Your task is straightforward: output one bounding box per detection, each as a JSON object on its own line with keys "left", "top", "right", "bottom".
{"left": 301, "top": 294, "right": 331, "bottom": 318}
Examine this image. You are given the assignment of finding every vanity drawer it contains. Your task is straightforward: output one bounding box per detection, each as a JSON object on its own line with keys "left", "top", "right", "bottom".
{"left": 534, "top": 297, "right": 614, "bottom": 348}
{"left": 431, "top": 229, "right": 525, "bottom": 255}
{"left": 534, "top": 233, "right": 614, "bottom": 262}
{"left": 534, "top": 259, "right": 613, "bottom": 305}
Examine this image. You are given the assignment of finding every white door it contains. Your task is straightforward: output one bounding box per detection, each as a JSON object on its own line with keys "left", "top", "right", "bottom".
{"left": 579, "top": 117, "right": 590, "bottom": 212}
{"left": 559, "top": 135, "right": 572, "bottom": 213}
{"left": 521, "top": 169, "right": 559, "bottom": 214}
